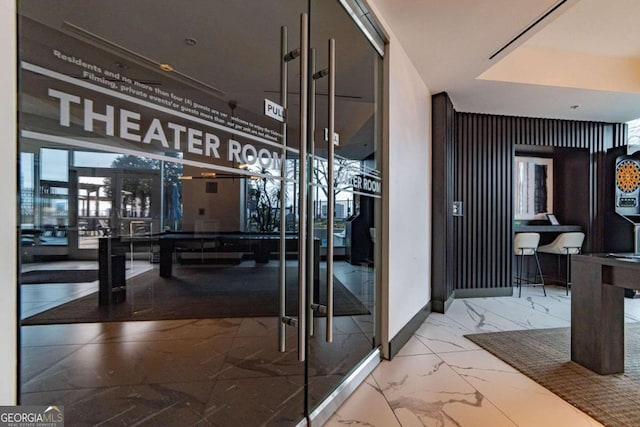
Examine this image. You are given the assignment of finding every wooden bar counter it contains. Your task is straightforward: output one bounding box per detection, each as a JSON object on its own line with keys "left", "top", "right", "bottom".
{"left": 571, "top": 253, "right": 640, "bottom": 374}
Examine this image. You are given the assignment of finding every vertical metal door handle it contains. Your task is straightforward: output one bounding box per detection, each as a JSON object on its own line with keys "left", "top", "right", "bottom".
{"left": 297, "top": 12, "right": 309, "bottom": 362}
{"left": 326, "top": 38, "right": 335, "bottom": 343}
{"left": 278, "top": 25, "right": 288, "bottom": 353}
{"left": 307, "top": 48, "right": 316, "bottom": 338}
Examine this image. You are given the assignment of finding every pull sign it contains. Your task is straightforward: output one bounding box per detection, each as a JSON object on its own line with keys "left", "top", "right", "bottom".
{"left": 264, "top": 99, "right": 285, "bottom": 122}
{"left": 324, "top": 128, "right": 340, "bottom": 145}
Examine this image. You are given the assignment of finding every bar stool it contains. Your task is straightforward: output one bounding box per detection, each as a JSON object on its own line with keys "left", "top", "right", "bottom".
{"left": 514, "top": 233, "right": 546, "bottom": 298}
{"left": 537, "top": 232, "right": 585, "bottom": 295}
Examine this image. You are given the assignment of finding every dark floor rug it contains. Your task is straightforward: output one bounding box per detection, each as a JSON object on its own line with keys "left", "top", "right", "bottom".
{"left": 21, "top": 266, "right": 370, "bottom": 325}
{"left": 465, "top": 323, "right": 640, "bottom": 427}
{"left": 20, "top": 269, "right": 98, "bottom": 284}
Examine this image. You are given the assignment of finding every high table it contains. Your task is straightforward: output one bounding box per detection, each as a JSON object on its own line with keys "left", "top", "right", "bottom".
{"left": 571, "top": 253, "right": 640, "bottom": 374}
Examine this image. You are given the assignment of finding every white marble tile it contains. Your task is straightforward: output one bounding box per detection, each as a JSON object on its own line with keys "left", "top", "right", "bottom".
{"left": 395, "top": 336, "right": 433, "bottom": 357}
{"left": 509, "top": 286, "right": 573, "bottom": 317}
{"left": 372, "top": 354, "right": 517, "bottom": 427}
{"left": 443, "top": 299, "right": 525, "bottom": 333}
{"left": 326, "top": 289, "right": 640, "bottom": 427}
{"left": 439, "top": 350, "right": 604, "bottom": 427}
{"left": 464, "top": 296, "right": 570, "bottom": 330}
{"left": 323, "top": 377, "right": 401, "bottom": 427}
{"left": 413, "top": 314, "right": 481, "bottom": 354}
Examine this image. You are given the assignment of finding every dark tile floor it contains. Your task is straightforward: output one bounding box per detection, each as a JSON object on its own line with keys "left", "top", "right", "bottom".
{"left": 19, "top": 260, "right": 376, "bottom": 426}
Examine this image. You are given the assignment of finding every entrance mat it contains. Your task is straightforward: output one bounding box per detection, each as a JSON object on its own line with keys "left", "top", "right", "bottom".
{"left": 21, "top": 266, "right": 369, "bottom": 325}
{"left": 20, "top": 269, "right": 98, "bottom": 284}
{"left": 465, "top": 323, "right": 640, "bottom": 427}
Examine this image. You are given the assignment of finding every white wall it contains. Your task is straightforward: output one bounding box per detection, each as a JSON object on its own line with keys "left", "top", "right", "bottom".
{"left": 0, "top": 0, "right": 17, "bottom": 404}
{"left": 367, "top": 0, "right": 433, "bottom": 354}
{"left": 385, "top": 41, "right": 432, "bottom": 341}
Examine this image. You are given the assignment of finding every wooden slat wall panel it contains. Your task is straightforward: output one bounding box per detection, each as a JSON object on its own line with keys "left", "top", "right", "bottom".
{"left": 431, "top": 93, "right": 456, "bottom": 308}
{"left": 454, "top": 113, "right": 626, "bottom": 290}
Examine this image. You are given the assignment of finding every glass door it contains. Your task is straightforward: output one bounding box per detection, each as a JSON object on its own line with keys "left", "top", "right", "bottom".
{"left": 18, "top": 0, "right": 381, "bottom": 424}
{"left": 19, "top": 1, "right": 308, "bottom": 425}
{"left": 304, "top": 0, "right": 382, "bottom": 415}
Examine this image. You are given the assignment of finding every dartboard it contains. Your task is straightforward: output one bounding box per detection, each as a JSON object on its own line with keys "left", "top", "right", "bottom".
{"left": 616, "top": 159, "right": 640, "bottom": 193}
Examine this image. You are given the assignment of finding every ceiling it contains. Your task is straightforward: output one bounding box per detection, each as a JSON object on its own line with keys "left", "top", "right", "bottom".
{"left": 19, "top": 0, "right": 640, "bottom": 130}
{"left": 18, "top": 0, "right": 381, "bottom": 160}
{"left": 369, "top": 0, "right": 640, "bottom": 123}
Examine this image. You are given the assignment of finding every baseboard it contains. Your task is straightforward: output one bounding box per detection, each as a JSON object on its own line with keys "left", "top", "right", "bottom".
{"left": 454, "top": 287, "right": 514, "bottom": 298}
{"left": 432, "top": 292, "right": 455, "bottom": 314}
{"left": 388, "top": 301, "right": 431, "bottom": 360}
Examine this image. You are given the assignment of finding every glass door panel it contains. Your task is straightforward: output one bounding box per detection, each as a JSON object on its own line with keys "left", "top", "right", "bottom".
{"left": 19, "top": 1, "right": 307, "bottom": 425}
{"left": 18, "top": 0, "right": 381, "bottom": 424}
{"left": 306, "top": 0, "right": 382, "bottom": 411}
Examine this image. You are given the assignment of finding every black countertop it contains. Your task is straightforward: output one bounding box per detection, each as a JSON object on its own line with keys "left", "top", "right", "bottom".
{"left": 514, "top": 225, "right": 582, "bottom": 233}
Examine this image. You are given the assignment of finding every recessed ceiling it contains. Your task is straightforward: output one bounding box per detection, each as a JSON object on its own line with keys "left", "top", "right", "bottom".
{"left": 369, "top": 0, "right": 640, "bottom": 123}
{"left": 525, "top": 0, "right": 640, "bottom": 57}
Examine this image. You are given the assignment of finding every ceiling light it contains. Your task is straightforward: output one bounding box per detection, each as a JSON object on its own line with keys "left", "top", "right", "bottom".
{"left": 159, "top": 63, "right": 174, "bottom": 72}
{"left": 178, "top": 176, "right": 193, "bottom": 180}
{"left": 200, "top": 172, "right": 217, "bottom": 178}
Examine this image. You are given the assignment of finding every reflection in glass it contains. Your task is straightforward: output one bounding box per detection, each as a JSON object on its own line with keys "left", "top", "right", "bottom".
{"left": 40, "top": 148, "right": 68, "bottom": 182}
{"left": 19, "top": 152, "right": 35, "bottom": 228}
{"left": 17, "top": 0, "right": 382, "bottom": 423}
{"left": 73, "top": 151, "right": 121, "bottom": 168}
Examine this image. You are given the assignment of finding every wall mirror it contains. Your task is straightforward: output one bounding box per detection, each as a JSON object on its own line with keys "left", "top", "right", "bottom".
{"left": 514, "top": 156, "right": 553, "bottom": 220}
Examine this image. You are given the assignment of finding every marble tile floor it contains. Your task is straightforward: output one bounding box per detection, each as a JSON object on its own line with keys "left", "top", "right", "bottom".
{"left": 20, "top": 316, "right": 376, "bottom": 426}
{"left": 18, "top": 260, "right": 376, "bottom": 425}
{"left": 325, "top": 285, "right": 640, "bottom": 427}
{"left": 25, "top": 259, "right": 633, "bottom": 426}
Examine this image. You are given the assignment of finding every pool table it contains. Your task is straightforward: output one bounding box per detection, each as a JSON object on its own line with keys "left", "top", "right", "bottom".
{"left": 98, "top": 231, "right": 320, "bottom": 304}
